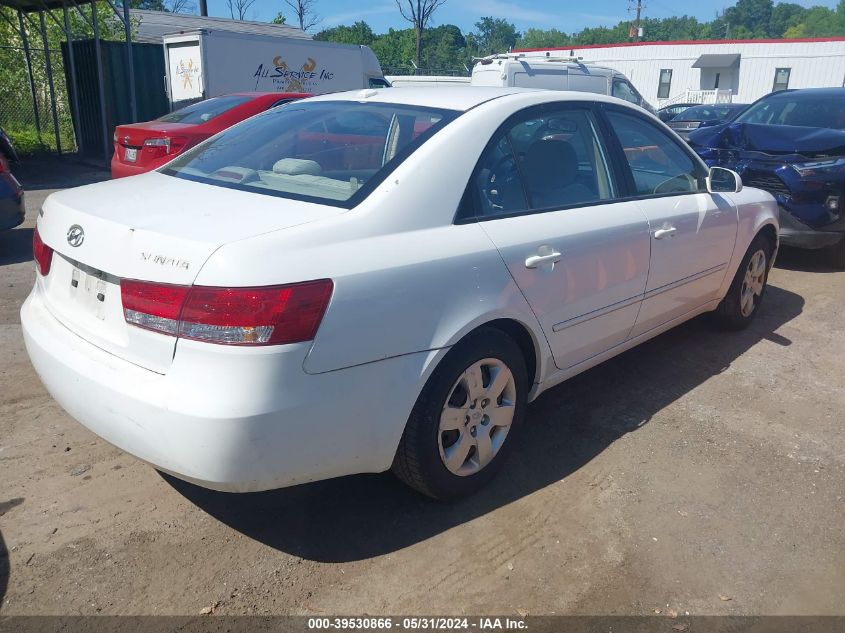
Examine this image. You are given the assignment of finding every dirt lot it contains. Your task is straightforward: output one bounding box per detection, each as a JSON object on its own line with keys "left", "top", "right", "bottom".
{"left": 1, "top": 158, "right": 843, "bottom": 617}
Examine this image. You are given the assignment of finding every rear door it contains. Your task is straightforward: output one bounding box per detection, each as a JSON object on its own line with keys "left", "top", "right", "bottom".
{"left": 600, "top": 106, "right": 738, "bottom": 337}
{"left": 465, "top": 103, "right": 651, "bottom": 370}
{"left": 166, "top": 39, "right": 204, "bottom": 105}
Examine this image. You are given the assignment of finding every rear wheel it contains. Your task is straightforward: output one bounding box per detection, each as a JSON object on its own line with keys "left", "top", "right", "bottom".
{"left": 392, "top": 328, "right": 528, "bottom": 500}
{"left": 712, "top": 234, "right": 774, "bottom": 330}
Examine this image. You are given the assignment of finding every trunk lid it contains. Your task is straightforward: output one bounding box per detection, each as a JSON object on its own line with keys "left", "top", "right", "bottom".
{"left": 36, "top": 172, "right": 343, "bottom": 373}
{"left": 115, "top": 121, "right": 197, "bottom": 148}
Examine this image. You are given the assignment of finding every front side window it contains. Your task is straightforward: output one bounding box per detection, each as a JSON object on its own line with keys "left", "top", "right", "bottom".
{"left": 606, "top": 110, "right": 704, "bottom": 196}
{"left": 161, "top": 101, "right": 456, "bottom": 206}
{"left": 612, "top": 79, "right": 640, "bottom": 105}
{"left": 657, "top": 69, "right": 673, "bottom": 100}
{"left": 773, "top": 68, "right": 791, "bottom": 92}
{"left": 157, "top": 95, "right": 253, "bottom": 125}
{"left": 472, "top": 108, "right": 615, "bottom": 218}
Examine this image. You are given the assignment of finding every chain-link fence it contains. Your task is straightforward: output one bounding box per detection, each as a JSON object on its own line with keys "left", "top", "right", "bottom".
{"left": 0, "top": 42, "right": 76, "bottom": 156}
{"left": 382, "top": 66, "right": 470, "bottom": 77}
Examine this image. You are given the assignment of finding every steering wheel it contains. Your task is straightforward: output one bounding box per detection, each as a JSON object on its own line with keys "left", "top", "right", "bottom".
{"left": 483, "top": 154, "right": 518, "bottom": 210}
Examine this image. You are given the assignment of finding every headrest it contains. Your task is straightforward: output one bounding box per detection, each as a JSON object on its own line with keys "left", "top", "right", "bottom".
{"left": 272, "top": 158, "right": 322, "bottom": 175}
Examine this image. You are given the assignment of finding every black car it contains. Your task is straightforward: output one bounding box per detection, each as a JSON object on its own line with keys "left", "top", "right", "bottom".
{"left": 688, "top": 88, "right": 845, "bottom": 267}
{"left": 668, "top": 103, "right": 748, "bottom": 141}
{"left": 657, "top": 103, "right": 697, "bottom": 122}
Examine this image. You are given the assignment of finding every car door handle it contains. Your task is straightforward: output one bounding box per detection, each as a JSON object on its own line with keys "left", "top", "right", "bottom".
{"left": 653, "top": 225, "right": 677, "bottom": 239}
{"left": 525, "top": 251, "right": 562, "bottom": 268}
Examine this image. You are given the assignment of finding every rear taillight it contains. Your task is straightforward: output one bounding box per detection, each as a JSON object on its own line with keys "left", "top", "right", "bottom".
{"left": 33, "top": 227, "right": 53, "bottom": 276}
{"left": 120, "top": 280, "right": 333, "bottom": 346}
{"left": 143, "top": 136, "right": 188, "bottom": 157}
{"left": 0, "top": 155, "right": 8, "bottom": 173}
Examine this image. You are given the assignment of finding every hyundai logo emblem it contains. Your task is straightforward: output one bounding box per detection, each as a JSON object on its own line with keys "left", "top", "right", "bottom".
{"left": 67, "top": 224, "right": 85, "bottom": 247}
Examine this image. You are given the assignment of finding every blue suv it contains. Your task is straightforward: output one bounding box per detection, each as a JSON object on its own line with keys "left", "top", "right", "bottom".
{"left": 688, "top": 88, "right": 845, "bottom": 267}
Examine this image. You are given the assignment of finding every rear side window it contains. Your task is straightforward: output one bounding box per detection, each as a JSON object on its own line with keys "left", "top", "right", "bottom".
{"left": 472, "top": 107, "right": 615, "bottom": 218}
{"left": 157, "top": 95, "right": 253, "bottom": 124}
{"left": 606, "top": 110, "right": 705, "bottom": 196}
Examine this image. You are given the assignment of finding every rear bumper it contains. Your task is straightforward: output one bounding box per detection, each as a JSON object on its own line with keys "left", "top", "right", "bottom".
{"left": 21, "top": 287, "right": 429, "bottom": 492}
{"left": 778, "top": 206, "right": 844, "bottom": 249}
{"left": 110, "top": 155, "right": 160, "bottom": 179}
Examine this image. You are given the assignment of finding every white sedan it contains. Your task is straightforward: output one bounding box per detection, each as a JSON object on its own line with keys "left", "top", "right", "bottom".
{"left": 22, "top": 88, "right": 778, "bottom": 499}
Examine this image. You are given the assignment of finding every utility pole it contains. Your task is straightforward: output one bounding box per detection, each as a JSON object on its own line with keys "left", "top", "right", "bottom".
{"left": 199, "top": 0, "right": 208, "bottom": 16}
{"left": 628, "top": 0, "right": 645, "bottom": 41}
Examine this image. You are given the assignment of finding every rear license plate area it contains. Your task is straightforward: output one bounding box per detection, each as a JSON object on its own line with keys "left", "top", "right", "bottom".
{"left": 124, "top": 147, "right": 138, "bottom": 162}
{"left": 70, "top": 264, "right": 110, "bottom": 320}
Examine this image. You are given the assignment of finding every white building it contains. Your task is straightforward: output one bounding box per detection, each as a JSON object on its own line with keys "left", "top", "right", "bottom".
{"left": 517, "top": 37, "right": 845, "bottom": 107}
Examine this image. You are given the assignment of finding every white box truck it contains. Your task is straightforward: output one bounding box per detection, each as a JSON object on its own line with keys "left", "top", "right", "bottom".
{"left": 163, "top": 30, "right": 389, "bottom": 108}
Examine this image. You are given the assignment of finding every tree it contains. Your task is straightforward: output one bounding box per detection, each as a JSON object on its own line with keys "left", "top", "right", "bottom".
{"left": 315, "top": 20, "right": 375, "bottom": 45}
{"left": 370, "top": 27, "right": 416, "bottom": 72}
{"left": 130, "top": 0, "right": 166, "bottom": 10}
{"left": 394, "top": 0, "right": 448, "bottom": 73}
{"left": 227, "top": 0, "right": 257, "bottom": 20}
{"left": 768, "top": 3, "right": 807, "bottom": 37}
{"left": 284, "top": 0, "right": 319, "bottom": 32}
{"left": 784, "top": 5, "right": 845, "bottom": 37}
{"left": 272, "top": 11, "right": 286, "bottom": 24}
{"left": 421, "top": 24, "right": 467, "bottom": 71}
{"left": 469, "top": 17, "right": 519, "bottom": 56}
{"left": 518, "top": 28, "right": 570, "bottom": 50}
{"left": 724, "top": 0, "right": 773, "bottom": 37}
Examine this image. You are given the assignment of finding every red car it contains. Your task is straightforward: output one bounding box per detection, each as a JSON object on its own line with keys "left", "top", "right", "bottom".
{"left": 111, "top": 92, "right": 310, "bottom": 178}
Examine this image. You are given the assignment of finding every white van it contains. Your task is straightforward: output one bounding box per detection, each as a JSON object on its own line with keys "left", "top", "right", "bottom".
{"left": 471, "top": 54, "right": 654, "bottom": 113}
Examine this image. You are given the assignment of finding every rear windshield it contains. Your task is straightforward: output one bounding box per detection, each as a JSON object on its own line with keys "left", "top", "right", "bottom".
{"left": 160, "top": 101, "right": 458, "bottom": 207}
{"left": 157, "top": 95, "right": 253, "bottom": 124}
{"left": 735, "top": 93, "right": 845, "bottom": 129}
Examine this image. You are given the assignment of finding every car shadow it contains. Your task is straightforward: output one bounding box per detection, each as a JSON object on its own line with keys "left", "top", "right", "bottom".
{"left": 0, "top": 227, "right": 33, "bottom": 267}
{"left": 165, "top": 285, "right": 804, "bottom": 563}
{"left": 0, "top": 498, "right": 25, "bottom": 608}
{"left": 774, "top": 246, "right": 840, "bottom": 273}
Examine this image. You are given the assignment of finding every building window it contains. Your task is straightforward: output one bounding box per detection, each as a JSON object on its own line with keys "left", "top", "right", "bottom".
{"left": 657, "top": 69, "right": 673, "bottom": 99}
{"left": 714, "top": 73, "right": 721, "bottom": 89}
{"left": 773, "top": 68, "right": 791, "bottom": 92}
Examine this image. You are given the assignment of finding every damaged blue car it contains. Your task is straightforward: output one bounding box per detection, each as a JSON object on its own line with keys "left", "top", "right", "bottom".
{"left": 688, "top": 88, "right": 845, "bottom": 267}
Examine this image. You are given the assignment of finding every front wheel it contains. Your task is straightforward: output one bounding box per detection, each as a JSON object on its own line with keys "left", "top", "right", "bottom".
{"left": 392, "top": 328, "right": 528, "bottom": 500}
{"left": 712, "top": 234, "right": 774, "bottom": 330}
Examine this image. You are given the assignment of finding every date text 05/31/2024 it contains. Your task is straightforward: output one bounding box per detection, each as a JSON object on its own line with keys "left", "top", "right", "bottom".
{"left": 307, "top": 618, "right": 528, "bottom": 630}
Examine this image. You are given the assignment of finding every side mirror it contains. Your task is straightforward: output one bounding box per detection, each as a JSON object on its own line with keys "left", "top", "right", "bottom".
{"left": 708, "top": 167, "right": 743, "bottom": 194}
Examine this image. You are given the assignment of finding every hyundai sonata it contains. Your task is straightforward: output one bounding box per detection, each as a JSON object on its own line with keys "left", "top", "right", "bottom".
{"left": 23, "top": 88, "right": 778, "bottom": 499}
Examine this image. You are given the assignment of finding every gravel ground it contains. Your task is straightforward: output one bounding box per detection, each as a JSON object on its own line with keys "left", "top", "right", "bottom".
{"left": 1, "top": 159, "right": 843, "bottom": 617}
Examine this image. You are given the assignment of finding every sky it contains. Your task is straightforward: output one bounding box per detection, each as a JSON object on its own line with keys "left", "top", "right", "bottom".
{"left": 208, "top": 0, "right": 843, "bottom": 34}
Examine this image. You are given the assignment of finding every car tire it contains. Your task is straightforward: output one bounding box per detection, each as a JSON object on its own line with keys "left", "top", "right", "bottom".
{"left": 712, "top": 233, "right": 774, "bottom": 330}
{"left": 824, "top": 238, "right": 845, "bottom": 269}
{"left": 392, "top": 327, "right": 529, "bottom": 500}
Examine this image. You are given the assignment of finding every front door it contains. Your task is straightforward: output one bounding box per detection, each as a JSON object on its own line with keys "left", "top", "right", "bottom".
{"left": 602, "top": 108, "right": 738, "bottom": 337}
{"left": 465, "top": 104, "right": 651, "bottom": 370}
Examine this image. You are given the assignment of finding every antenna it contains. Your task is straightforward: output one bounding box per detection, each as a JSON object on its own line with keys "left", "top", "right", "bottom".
{"left": 628, "top": 0, "right": 646, "bottom": 41}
